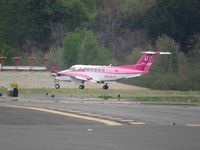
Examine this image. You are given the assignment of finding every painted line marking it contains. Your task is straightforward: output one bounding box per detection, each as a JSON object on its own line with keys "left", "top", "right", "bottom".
{"left": 186, "top": 124, "right": 200, "bottom": 127}
{"left": 67, "top": 110, "right": 83, "bottom": 113}
{"left": 79, "top": 112, "right": 95, "bottom": 115}
{"left": 129, "top": 122, "right": 146, "bottom": 125}
{"left": 110, "top": 118, "right": 123, "bottom": 120}
{"left": 86, "top": 114, "right": 103, "bottom": 117}
{"left": 6, "top": 105, "right": 122, "bottom": 126}
{"left": 103, "top": 115, "right": 114, "bottom": 118}
{"left": 120, "top": 119, "right": 136, "bottom": 122}
{"left": 47, "top": 107, "right": 103, "bottom": 117}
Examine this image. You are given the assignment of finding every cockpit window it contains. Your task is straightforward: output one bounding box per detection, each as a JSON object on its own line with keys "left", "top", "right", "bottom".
{"left": 69, "top": 67, "right": 75, "bottom": 71}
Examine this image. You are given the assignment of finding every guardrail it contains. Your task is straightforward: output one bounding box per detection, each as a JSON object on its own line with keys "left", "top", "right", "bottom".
{"left": 0, "top": 65, "right": 47, "bottom": 71}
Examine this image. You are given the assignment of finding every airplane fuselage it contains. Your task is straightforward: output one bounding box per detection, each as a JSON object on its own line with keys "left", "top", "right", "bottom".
{"left": 52, "top": 51, "right": 171, "bottom": 89}
{"left": 57, "top": 65, "right": 145, "bottom": 83}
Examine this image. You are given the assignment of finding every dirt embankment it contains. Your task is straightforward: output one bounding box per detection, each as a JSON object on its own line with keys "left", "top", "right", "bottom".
{"left": 0, "top": 71, "right": 148, "bottom": 90}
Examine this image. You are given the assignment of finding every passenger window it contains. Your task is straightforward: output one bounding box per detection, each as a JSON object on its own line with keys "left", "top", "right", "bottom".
{"left": 70, "top": 67, "right": 75, "bottom": 71}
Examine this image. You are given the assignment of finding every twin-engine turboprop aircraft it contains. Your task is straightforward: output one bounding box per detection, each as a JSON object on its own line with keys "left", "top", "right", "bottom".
{"left": 52, "top": 51, "right": 171, "bottom": 89}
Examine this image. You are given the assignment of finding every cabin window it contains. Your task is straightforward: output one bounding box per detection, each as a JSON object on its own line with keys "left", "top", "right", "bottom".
{"left": 70, "top": 67, "right": 75, "bottom": 71}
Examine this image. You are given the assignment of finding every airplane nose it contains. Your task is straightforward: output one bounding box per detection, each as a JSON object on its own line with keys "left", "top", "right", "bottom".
{"left": 57, "top": 73, "right": 61, "bottom": 76}
{"left": 52, "top": 73, "right": 57, "bottom": 77}
{"left": 57, "top": 73, "right": 63, "bottom": 76}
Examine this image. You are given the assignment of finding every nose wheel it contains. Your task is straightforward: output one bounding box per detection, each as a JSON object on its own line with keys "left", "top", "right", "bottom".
{"left": 54, "top": 80, "right": 60, "bottom": 89}
{"left": 55, "top": 84, "right": 60, "bottom": 89}
{"left": 103, "top": 83, "right": 109, "bottom": 90}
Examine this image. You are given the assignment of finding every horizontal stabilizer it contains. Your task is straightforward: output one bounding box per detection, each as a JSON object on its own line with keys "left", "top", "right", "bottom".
{"left": 142, "top": 51, "right": 171, "bottom": 55}
{"left": 159, "top": 52, "right": 171, "bottom": 55}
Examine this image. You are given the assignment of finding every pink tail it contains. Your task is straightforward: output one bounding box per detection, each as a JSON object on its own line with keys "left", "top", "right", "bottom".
{"left": 135, "top": 52, "right": 171, "bottom": 72}
{"left": 136, "top": 54, "right": 157, "bottom": 71}
{"left": 50, "top": 65, "right": 57, "bottom": 73}
{"left": 118, "top": 51, "right": 170, "bottom": 71}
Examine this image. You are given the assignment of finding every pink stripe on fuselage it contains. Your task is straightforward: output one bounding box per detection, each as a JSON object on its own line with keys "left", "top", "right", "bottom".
{"left": 63, "top": 66, "right": 145, "bottom": 75}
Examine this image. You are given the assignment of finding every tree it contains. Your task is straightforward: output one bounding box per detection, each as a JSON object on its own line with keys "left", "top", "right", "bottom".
{"left": 91, "top": 0, "right": 151, "bottom": 64}
{"left": 62, "top": 29, "right": 110, "bottom": 67}
{"left": 143, "top": 0, "right": 200, "bottom": 52}
{"left": 188, "top": 33, "right": 200, "bottom": 64}
{"left": 154, "top": 34, "right": 180, "bottom": 73}
{"left": 0, "top": 43, "right": 15, "bottom": 65}
{"left": 0, "top": 0, "right": 90, "bottom": 52}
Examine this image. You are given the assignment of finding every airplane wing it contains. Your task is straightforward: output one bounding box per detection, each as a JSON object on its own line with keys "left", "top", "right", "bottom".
{"left": 73, "top": 75, "right": 92, "bottom": 81}
{"left": 57, "top": 72, "right": 92, "bottom": 81}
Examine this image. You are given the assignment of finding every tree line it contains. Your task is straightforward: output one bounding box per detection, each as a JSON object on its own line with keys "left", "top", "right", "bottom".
{"left": 0, "top": 0, "right": 200, "bottom": 90}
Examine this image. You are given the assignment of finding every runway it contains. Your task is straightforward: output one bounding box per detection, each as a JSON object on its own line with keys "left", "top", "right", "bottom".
{"left": 0, "top": 96, "right": 200, "bottom": 150}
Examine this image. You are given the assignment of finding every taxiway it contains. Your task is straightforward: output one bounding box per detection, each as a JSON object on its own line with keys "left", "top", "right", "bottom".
{"left": 0, "top": 95, "right": 200, "bottom": 150}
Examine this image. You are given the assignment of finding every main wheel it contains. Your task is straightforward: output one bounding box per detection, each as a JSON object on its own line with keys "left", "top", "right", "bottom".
{"left": 103, "top": 85, "right": 108, "bottom": 90}
{"left": 55, "top": 84, "right": 60, "bottom": 89}
{"left": 79, "top": 85, "right": 85, "bottom": 89}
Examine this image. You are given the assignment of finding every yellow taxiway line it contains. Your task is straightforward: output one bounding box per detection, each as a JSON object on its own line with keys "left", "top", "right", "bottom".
{"left": 186, "top": 124, "right": 200, "bottom": 127}
{"left": 6, "top": 105, "right": 122, "bottom": 126}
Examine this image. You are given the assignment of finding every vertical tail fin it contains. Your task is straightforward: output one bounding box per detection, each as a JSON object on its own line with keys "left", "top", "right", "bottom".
{"left": 50, "top": 65, "right": 58, "bottom": 77}
{"left": 50, "top": 65, "right": 57, "bottom": 73}
{"left": 136, "top": 51, "right": 171, "bottom": 72}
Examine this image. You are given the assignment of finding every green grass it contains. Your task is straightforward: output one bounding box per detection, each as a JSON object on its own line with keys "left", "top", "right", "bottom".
{"left": 99, "top": 95, "right": 200, "bottom": 103}
{"left": 1, "top": 87, "right": 200, "bottom": 103}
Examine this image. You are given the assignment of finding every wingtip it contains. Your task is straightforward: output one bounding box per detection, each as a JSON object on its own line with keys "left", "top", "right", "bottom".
{"left": 159, "top": 52, "right": 171, "bottom": 55}
{"left": 142, "top": 51, "right": 171, "bottom": 55}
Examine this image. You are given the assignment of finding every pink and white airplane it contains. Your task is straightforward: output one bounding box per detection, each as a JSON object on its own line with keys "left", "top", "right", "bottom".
{"left": 52, "top": 51, "right": 171, "bottom": 89}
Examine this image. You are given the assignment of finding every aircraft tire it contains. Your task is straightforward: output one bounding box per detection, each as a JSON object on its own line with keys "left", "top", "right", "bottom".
{"left": 55, "top": 84, "right": 60, "bottom": 89}
{"left": 79, "top": 85, "right": 85, "bottom": 89}
{"left": 103, "top": 85, "right": 109, "bottom": 90}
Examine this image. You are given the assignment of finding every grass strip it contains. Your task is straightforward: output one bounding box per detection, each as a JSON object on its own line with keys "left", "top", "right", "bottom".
{"left": 0, "top": 88, "right": 200, "bottom": 103}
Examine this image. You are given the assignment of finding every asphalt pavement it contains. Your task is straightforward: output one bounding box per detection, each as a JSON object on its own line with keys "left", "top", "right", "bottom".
{"left": 0, "top": 96, "right": 200, "bottom": 150}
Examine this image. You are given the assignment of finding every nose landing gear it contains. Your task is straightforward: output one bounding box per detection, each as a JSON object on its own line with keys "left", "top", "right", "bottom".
{"left": 54, "top": 79, "right": 60, "bottom": 89}
{"left": 55, "top": 84, "right": 60, "bottom": 89}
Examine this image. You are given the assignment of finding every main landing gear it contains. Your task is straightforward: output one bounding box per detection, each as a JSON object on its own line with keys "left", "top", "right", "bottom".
{"left": 79, "top": 81, "right": 85, "bottom": 89}
{"left": 79, "top": 84, "right": 85, "bottom": 89}
{"left": 103, "top": 83, "right": 109, "bottom": 90}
